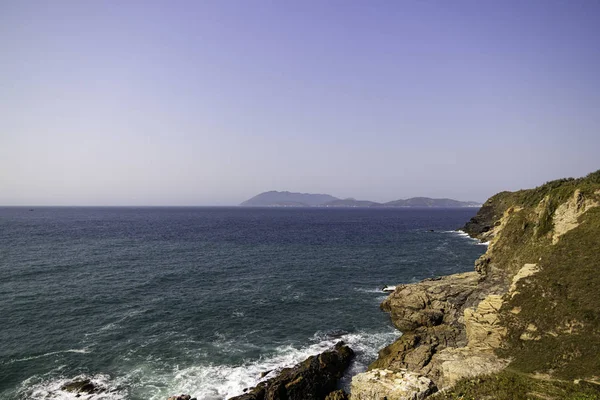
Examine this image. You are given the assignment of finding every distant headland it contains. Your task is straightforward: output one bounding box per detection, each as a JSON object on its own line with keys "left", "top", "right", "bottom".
{"left": 240, "top": 191, "right": 481, "bottom": 208}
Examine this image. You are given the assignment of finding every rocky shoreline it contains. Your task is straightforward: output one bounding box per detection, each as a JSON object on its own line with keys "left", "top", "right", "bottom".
{"left": 228, "top": 341, "right": 354, "bottom": 400}
{"left": 350, "top": 173, "right": 600, "bottom": 399}
{"left": 160, "top": 172, "right": 600, "bottom": 400}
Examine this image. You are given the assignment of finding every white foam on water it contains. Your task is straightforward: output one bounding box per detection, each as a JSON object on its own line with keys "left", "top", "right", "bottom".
{"left": 17, "top": 373, "right": 126, "bottom": 400}
{"left": 353, "top": 287, "right": 386, "bottom": 294}
{"left": 6, "top": 348, "right": 90, "bottom": 364}
{"left": 444, "top": 229, "right": 486, "bottom": 245}
{"left": 14, "top": 330, "right": 400, "bottom": 400}
{"left": 84, "top": 310, "right": 144, "bottom": 338}
{"left": 121, "top": 329, "right": 399, "bottom": 400}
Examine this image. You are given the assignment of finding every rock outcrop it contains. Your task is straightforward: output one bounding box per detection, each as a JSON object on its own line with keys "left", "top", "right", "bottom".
{"left": 351, "top": 369, "right": 435, "bottom": 400}
{"left": 352, "top": 170, "right": 600, "bottom": 398}
{"left": 61, "top": 379, "right": 105, "bottom": 395}
{"left": 167, "top": 395, "right": 196, "bottom": 400}
{"left": 228, "top": 341, "right": 354, "bottom": 400}
{"left": 366, "top": 271, "right": 508, "bottom": 390}
{"left": 323, "top": 389, "right": 349, "bottom": 400}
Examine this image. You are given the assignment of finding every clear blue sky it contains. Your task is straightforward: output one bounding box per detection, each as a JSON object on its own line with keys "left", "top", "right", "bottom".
{"left": 1, "top": 0, "right": 599, "bottom": 205}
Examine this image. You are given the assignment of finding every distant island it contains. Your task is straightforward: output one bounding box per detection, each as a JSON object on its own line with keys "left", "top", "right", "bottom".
{"left": 240, "top": 191, "right": 481, "bottom": 208}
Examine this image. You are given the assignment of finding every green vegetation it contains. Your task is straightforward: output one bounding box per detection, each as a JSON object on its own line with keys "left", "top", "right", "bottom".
{"left": 476, "top": 171, "right": 600, "bottom": 379}
{"left": 499, "top": 206, "right": 600, "bottom": 379}
{"left": 434, "top": 370, "right": 600, "bottom": 400}
{"left": 445, "top": 170, "right": 600, "bottom": 398}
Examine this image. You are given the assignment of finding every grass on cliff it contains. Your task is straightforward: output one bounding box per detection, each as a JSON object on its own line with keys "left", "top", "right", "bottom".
{"left": 498, "top": 206, "right": 600, "bottom": 379}
{"left": 512, "top": 170, "right": 600, "bottom": 208}
{"left": 434, "top": 171, "right": 600, "bottom": 399}
{"left": 466, "top": 170, "right": 600, "bottom": 379}
{"left": 434, "top": 370, "right": 600, "bottom": 400}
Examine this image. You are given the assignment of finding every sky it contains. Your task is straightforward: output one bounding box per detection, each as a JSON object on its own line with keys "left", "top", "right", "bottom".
{"left": 1, "top": 0, "right": 599, "bottom": 206}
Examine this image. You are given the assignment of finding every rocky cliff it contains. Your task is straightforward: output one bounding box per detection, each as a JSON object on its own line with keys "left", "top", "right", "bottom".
{"left": 229, "top": 341, "right": 354, "bottom": 400}
{"left": 352, "top": 171, "right": 600, "bottom": 399}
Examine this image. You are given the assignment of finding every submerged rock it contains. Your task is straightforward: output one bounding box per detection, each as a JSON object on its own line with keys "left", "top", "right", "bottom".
{"left": 167, "top": 395, "right": 194, "bottom": 400}
{"left": 61, "top": 379, "right": 103, "bottom": 394}
{"left": 167, "top": 395, "right": 195, "bottom": 400}
{"left": 228, "top": 341, "right": 354, "bottom": 400}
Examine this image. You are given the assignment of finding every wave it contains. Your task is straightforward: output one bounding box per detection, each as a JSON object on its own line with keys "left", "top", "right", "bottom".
{"left": 5, "top": 348, "right": 90, "bottom": 364}
{"left": 136, "top": 328, "right": 399, "bottom": 400}
{"left": 17, "top": 373, "right": 126, "bottom": 400}
{"left": 23, "top": 329, "right": 398, "bottom": 400}
{"left": 353, "top": 287, "right": 386, "bottom": 294}
{"left": 444, "top": 230, "right": 486, "bottom": 245}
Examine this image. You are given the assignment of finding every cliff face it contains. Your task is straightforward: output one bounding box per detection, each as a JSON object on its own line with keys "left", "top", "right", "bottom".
{"left": 352, "top": 171, "right": 600, "bottom": 399}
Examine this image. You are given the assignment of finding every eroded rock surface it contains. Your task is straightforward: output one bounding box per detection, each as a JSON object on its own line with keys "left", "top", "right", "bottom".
{"left": 352, "top": 173, "right": 600, "bottom": 399}
{"left": 167, "top": 395, "right": 196, "bottom": 400}
{"left": 228, "top": 342, "right": 354, "bottom": 400}
{"left": 380, "top": 272, "right": 480, "bottom": 333}
{"left": 351, "top": 369, "right": 435, "bottom": 400}
{"left": 61, "top": 379, "right": 104, "bottom": 395}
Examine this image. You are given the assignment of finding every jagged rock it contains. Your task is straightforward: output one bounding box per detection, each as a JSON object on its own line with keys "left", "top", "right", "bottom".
{"left": 427, "top": 347, "right": 509, "bottom": 388}
{"left": 260, "top": 370, "right": 273, "bottom": 378}
{"left": 380, "top": 272, "right": 480, "bottom": 333}
{"left": 461, "top": 200, "right": 500, "bottom": 241}
{"left": 351, "top": 369, "right": 436, "bottom": 400}
{"left": 61, "top": 379, "right": 103, "bottom": 394}
{"left": 167, "top": 395, "right": 194, "bottom": 400}
{"left": 551, "top": 189, "right": 599, "bottom": 244}
{"left": 324, "top": 389, "right": 349, "bottom": 400}
{"left": 228, "top": 342, "right": 354, "bottom": 400}
{"left": 474, "top": 255, "right": 491, "bottom": 276}
{"left": 463, "top": 294, "right": 506, "bottom": 350}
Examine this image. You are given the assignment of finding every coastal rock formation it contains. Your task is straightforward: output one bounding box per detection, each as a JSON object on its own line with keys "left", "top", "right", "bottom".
{"left": 353, "top": 171, "right": 600, "bottom": 398}
{"left": 61, "top": 379, "right": 104, "bottom": 395}
{"left": 367, "top": 270, "right": 507, "bottom": 389}
{"left": 380, "top": 272, "right": 480, "bottom": 333}
{"left": 167, "top": 395, "right": 195, "bottom": 400}
{"left": 351, "top": 369, "right": 435, "bottom": 400}
{"left": 323, "top": 389, "right": 349, "bottom": 400}
{"left": 228, "top": 341, "right": 354, "bottom": 400}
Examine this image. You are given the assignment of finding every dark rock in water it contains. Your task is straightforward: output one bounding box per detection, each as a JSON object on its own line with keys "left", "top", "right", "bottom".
{"left": 61, "top": 379, "right": 102, "bottom": 394}
{"left": 167, "top": 395, "right": 193, "bottom": 400}
{"left": 325, "top": 329, "right": 349, "bottom": 339}
{"left": 260, "top": 370, "right": 273, "bottom": 378}
{"left": 324, "top": 389, "right": 349, "bottom": 400}
{"left": 228, "top": 341, "right": 354, "bottom": 400}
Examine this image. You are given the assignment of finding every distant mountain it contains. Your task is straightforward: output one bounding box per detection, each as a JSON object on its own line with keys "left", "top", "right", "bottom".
{"left": 240, "top": 192, "right": 481, "bottom": 208}
{"left": 240, "top": 191, "right": 340, "bottom": 207}
{"left": 383, "top": 197, "right": 481, "bottom": 208}
{"left": 324, "top": 198, "right": 381, "bottom": 207}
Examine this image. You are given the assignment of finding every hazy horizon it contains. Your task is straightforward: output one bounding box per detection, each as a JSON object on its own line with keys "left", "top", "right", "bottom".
{"left": 2, "top": 1, "right": 599, "bottom": 206}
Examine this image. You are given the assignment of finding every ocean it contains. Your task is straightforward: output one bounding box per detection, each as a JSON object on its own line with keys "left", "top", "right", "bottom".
{"left": 0, "top": 207, "right": 486, "bottom": 400}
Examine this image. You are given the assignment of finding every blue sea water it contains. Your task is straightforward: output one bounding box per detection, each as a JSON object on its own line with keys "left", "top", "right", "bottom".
{"left": 0, "top": 207, "right": 485, "bottom": 400}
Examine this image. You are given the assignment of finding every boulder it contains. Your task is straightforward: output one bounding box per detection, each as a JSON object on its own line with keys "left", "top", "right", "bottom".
{"left": 324, "top": 389, "right": 349, "bottom": 400}
{"left": 351, "top": 369, "right": 435, "bottom": 400}
{"left": 380, "top": 272, "right": 479, "bottom": 333}
{"left": 61, "top": 379, "right": 103, "bottom": 394}
{"left": 427, "top": 347, "right": 509, "bottom": 389}
{"left": 228, "top": 342, "right": 354, "bottom": 400}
